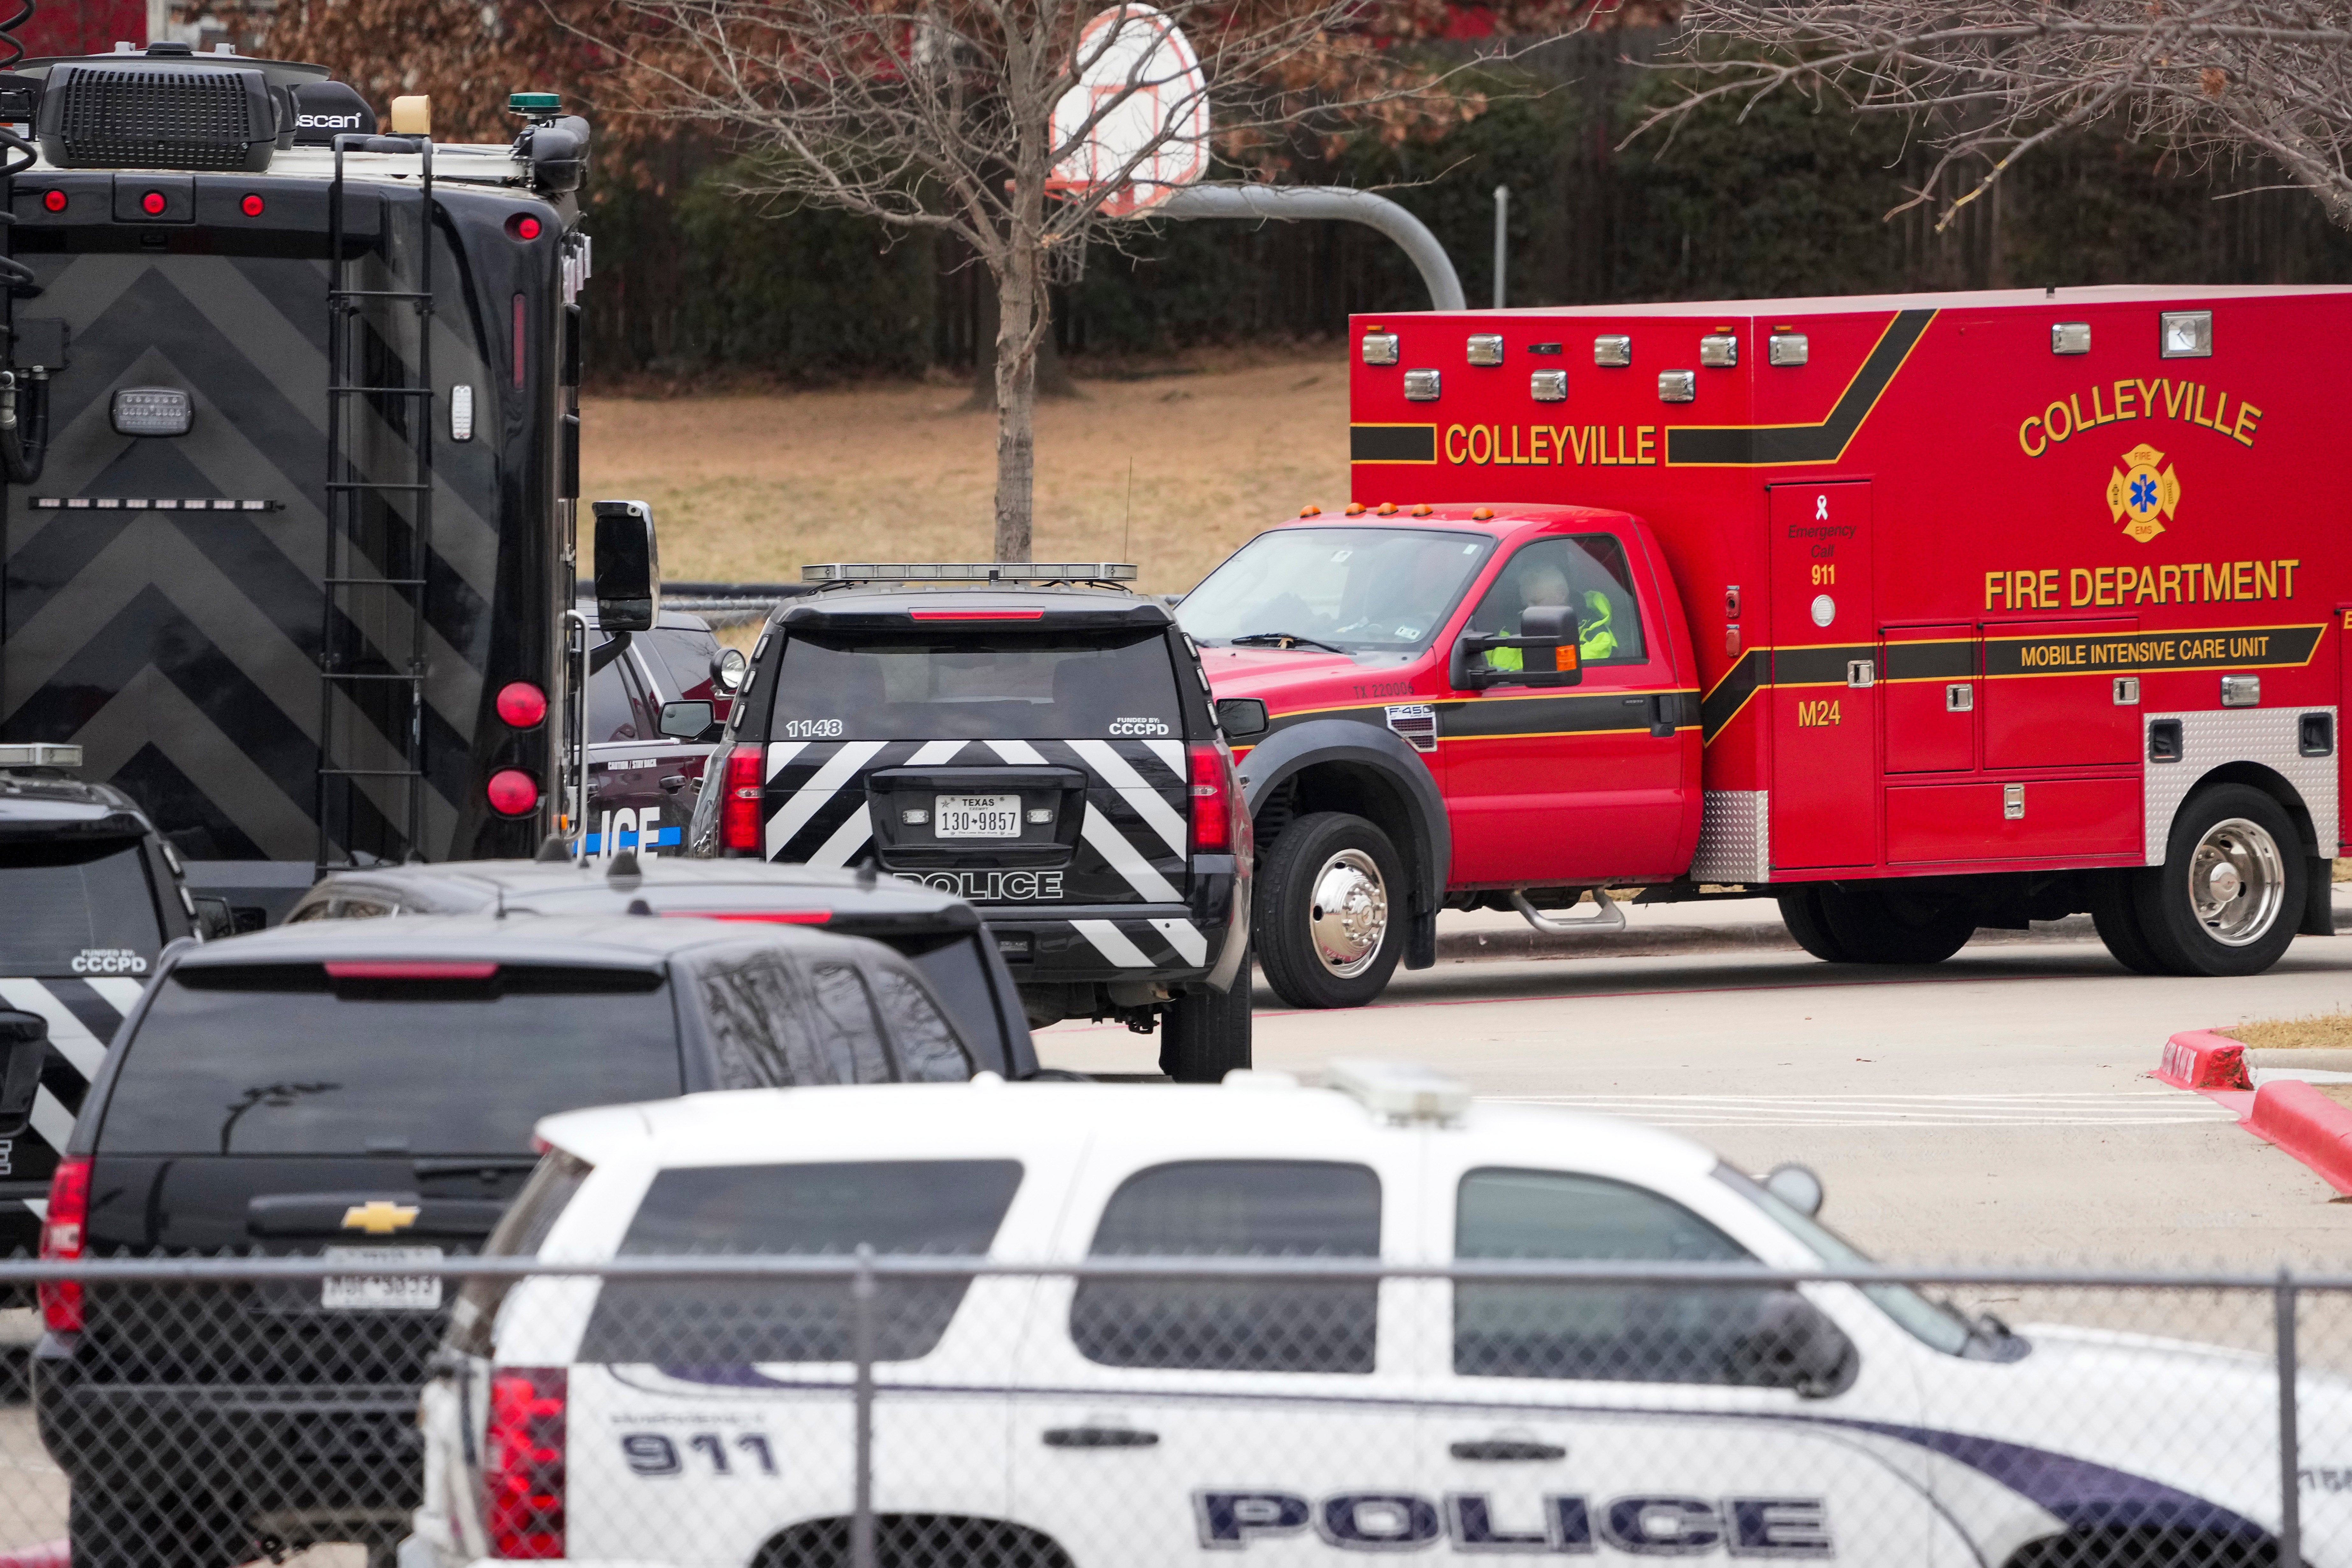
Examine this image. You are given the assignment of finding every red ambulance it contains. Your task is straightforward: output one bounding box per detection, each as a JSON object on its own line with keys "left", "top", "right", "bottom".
{"left": 1177, "top": 287, "right": 2341, "bottom": 1006}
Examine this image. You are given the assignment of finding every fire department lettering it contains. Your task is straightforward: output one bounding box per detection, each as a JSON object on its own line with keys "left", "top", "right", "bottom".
{"left": 1984, "top": 559, "right": 2299, "bottom": 609}
{"left": 1194, "top": 1491, "right": 1831, "bottom": 1555}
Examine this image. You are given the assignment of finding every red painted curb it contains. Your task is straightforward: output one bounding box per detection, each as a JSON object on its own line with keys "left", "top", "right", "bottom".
{"left": 2153, "top": 1029, "right": 2251, "bottom": 1091}
{"left": 0, "top": 1540, "right": 69, "bottom": 1568}
{"left": 2247, "top": 1080, "right": 2352, "bottom": 1195}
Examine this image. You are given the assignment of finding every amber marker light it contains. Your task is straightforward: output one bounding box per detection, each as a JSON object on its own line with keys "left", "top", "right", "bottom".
{"left": 1345, "top": 501, "right": 1366, "bottom": 516}
{"left": 1375, "top": 501, "right": 1397, "bottom": 515}
{"left": 1298, "top": 504, "right": 1320, "bottom": 516}
{"left": 1471, "top": 507, "right": 1494, "bottom": 520}
{"left": 1410, "top": 503, "right": 1433, "bottom": 516}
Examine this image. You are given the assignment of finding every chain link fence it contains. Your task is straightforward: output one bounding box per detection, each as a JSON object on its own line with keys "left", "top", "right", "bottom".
{"left": 3, "top": 1256, "right": 2349, "bottom": 1568}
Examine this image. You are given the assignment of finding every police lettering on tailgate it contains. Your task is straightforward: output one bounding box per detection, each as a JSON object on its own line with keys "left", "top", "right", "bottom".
{"left": 905, "top": 870, "right": 1065, "bottom": 901}
{"left": 1194, "top": 1492, "right": 1831, "bottom": 1556}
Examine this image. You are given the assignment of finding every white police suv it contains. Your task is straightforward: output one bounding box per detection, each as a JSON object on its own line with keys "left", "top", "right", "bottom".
{"left": 410, "top": 1067, "right": 2342, "bottom": 1568}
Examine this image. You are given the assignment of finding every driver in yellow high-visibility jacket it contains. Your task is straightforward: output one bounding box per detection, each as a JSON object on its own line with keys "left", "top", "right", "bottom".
{"left": 1485, "top": 562, "right": 1618, "bottom": 672}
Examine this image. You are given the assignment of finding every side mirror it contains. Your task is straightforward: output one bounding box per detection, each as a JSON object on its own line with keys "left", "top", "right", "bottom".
{"left": 1732, "top": 1289, "right": 1858, "bottom": 1399}
{"left": 1215, "top": 697, "right": 1269, "bottom": 741}
{"left": 1765, "top": 1162, "right": 1825, "bottom": 1217}
{"left": 191, "top": 894, "right": 238, "bottom": 941}
{"left": 658, "top": 699, "right": 715, "bottom": 740}
{"left": 592, "top": 500, "right": 661, "bottom": 633}
{"left": 0, "top": 1009, "right": 47, "bottom": 1139}
{"left": 1451, "top": 606, "right": 1581, "bottom": 691}
{"left": 710, "top": 646, "right": 748, "bottom": 695}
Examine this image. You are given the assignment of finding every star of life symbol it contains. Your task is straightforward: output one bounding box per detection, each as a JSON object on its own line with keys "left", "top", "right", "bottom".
{"left": 2105, "top": 443, "right": 2180, "bottom": 544}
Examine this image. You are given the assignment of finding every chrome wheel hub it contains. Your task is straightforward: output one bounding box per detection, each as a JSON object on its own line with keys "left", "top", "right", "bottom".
{"left": 1308, "top": 848, "right": 1389, "bottom": 977}
{"left": 2187, "top": 817, "right": 2284, "bottom": 947}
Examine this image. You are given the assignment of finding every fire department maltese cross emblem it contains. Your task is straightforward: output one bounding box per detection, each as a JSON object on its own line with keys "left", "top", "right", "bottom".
{"left": 2105, "top": 443, "right": 2181, "bottom": 544}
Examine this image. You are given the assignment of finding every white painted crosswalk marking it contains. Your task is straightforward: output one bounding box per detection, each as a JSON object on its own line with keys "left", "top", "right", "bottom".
{"left": 1483, "top": 1092, "right": 2240, "bottom": 1128}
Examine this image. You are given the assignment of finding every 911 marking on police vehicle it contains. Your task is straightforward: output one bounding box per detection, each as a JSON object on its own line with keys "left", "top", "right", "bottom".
{"left": 1193, "top": 1491, "right": 1831, "bottom": 1556}
{"left": 618, "top": 1431, "right": 779, "bottom": 1478}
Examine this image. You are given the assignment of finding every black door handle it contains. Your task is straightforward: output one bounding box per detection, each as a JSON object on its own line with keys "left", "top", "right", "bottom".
{"left": 1448, "top": 1439, "right": 1566, "bottom": 1462}
{"left": 1648, "top": 694, "right": 1676, "bottom": 739}
{"left": 659, "top": 774, "right": 688, "bottom": 792}
{"left": 1043, "top": 1426, "right": 1159, "bottom": 1449}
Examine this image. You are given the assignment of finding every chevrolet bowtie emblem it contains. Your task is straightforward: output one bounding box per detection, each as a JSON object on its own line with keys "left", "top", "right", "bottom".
{"left": 341, "top": 1200, "right": 420, "bottom": 1235}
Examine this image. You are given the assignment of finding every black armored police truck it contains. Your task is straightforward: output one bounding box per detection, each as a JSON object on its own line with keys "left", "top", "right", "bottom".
{"left": 0, "top": 42, "right": 649, "bottom": 924}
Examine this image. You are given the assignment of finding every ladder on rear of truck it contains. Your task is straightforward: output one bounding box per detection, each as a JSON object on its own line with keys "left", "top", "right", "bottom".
{"left": 316, "top": 135, "right": 437, "bottom": 874}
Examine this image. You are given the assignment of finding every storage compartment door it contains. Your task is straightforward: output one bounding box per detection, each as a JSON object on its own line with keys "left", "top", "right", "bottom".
{"left": 1882, "top": 625, "right": 1975, "bottom": 773}
{"left": 1768, "top": 482, "right": 1876, "bottom": 869}
{"left": 1887, "top": 778, "right": 2142, "bottom": 863}
{"left": 1981, "top": 618, "right": 2142, "bottom": 767}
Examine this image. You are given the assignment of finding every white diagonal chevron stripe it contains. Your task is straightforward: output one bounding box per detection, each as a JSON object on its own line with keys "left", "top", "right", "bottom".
{"left": 764, "top": 740, "right": 807, "bottom": 780}
{"left": 987, "top": 739, "right": 1048, "bottom": 765}
{"left": 30, "top": 1086, "right": 74, "bottom": 1153}
{"left": 1079, "top": 804, "right": 1183, "bottom": 903}
{"left": 906, "top": 740, "right": 970, "bottom": 765}
{"left": 807, "top": 805, "right": 876, "bottom": 869}
{"left": 1149, "top": 918, "right": 1208, "bottom": 966}
{"left": 765, "top": 741, "right": 885, "bottom": 859}
{"left": 1143, "top": 738, "right": 1184, "bottom": 777}
{"left": 1068, "top": 740, "right": 1188, "bottom": 857}
{"left": 1071, "top": 920, "right": 1155, "bottom": 968}
{"left": 0, "top": 979, "right": 107, "bottom": 1078}
{"left": 85, "top": 978, "right": 146, "bottom": 1015}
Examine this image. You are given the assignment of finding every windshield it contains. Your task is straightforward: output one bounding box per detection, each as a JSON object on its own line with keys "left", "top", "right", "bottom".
{"left": 1711, "top": 1164, "right": 1981, "bottom": 1357}
{"left": 0, "top": 838, "right": 164, "bottom": 977}
{"left": 1178, "top": 527, "right": 1495, "bottom": 654}
{"left": 771, "top": 629, "right": 1182, "bottom": 741}
{"left": 98, "top": 965, "right": 683, "bottom": 1155}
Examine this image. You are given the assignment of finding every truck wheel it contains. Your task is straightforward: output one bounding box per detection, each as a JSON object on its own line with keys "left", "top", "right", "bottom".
{"left": 1255, "top": 812, "right": 1404, "bottom": 1009}
{"left": 1160, "top": 956, "right": 1254, "bottom": 1082}
{"left": 2132, "top": 784, "right": 2305, "bottom": 977}
{"left": 1775, "top": 888, "right": 1855, "bottom": 963}
{"left": 1817, "top": 883, "right": 1976, "bottom": 965}
{"left": 2088, "top": 870, "right": 2165, "bottom": 975}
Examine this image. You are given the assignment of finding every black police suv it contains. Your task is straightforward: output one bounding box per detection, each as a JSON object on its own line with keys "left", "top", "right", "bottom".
{"left": 0, "top": 743, "right": 208, "bottom": 1263}
{"left": 684, "top": 566, "right": 1253, "bottom": 1081}
{"left": 33, "top": 911, "right": 985, "bottom": 1568}
{"left": 284, "top": 853, "right": 1037, "bottom": 1075}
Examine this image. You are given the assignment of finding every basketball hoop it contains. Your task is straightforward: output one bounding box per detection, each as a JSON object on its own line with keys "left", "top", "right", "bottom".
{"left": 1047, "top": 4, "right": 1209, "bottom": 219}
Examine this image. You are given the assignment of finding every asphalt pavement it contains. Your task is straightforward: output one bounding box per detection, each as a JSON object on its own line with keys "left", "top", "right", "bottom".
{"left": 1037, "top": 902, "right": 2352, "bottom": 1266}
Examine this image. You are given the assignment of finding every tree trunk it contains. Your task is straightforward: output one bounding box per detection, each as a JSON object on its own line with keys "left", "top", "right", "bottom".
{"left": 991, "top": 244, "right": 1042, "bottom": 562}
{"left": 965, "top": 273, "right": 1079, "bottom": 411}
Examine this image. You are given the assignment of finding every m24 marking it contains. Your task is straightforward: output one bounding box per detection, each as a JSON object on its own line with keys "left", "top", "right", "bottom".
{"left": 1195, "top": 1491, "right": 1831, "bottom": 1556}
{"left": 1796, "top": 699, "right": 1841, "bottom": 728}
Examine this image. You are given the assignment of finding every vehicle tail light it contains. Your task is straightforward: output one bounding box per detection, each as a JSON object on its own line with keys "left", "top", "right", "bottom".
{"left": 484, "top": 1366, "right": 567, "bottom": 1559}
{"left": 325, "top": 961, "right": 500, "bottom": 981}
{"left": 1189, "top": 743, "right": 1230, "bottom": 852}
{"left": 721, "top": 743, "right": 764, "bottom": 853}
{"left": 495, "top": 681, "right": 549, "bottom": 728}
{"left": 487, "top": 768, "right": 540, "bottom": 816}
{"left": 39, "top": 1156, "right": 89, "bottom": 1333}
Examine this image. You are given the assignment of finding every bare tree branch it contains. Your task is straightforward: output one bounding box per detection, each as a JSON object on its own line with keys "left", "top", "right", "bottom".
{"left": 1637, "top": 1, "right": 2352, "bottom": 233}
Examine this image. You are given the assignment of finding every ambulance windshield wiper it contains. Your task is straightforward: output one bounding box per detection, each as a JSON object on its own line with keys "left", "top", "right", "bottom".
{"left": 1228, "top": 631, "right": 1347, "bottom": 655}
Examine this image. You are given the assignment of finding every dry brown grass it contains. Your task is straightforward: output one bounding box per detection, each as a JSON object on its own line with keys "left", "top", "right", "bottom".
{"left": 579, "top": 348, "right": 1354, "bottom": 597}
{"left": 2321, "top": 1084, "right": 2352, "bottom": 1111}
{"left": 2218, "top": 1013, "right": 2352, "bottom": 1050}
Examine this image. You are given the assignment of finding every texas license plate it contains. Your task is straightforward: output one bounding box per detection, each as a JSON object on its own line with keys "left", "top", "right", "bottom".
{"left": 321, "top": 1246, "right": 443, "bottom": 1311}
{"left": 934, "top": 794, "right": 1021, "bottom": 838}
